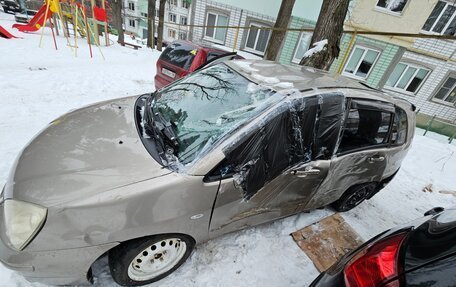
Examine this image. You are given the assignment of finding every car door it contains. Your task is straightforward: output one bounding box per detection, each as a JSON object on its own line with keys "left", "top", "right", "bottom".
{"left": 207, "top": 93, "right": 345, "bottom": 238}
{"left": 307, "top": 98, "right": 395, "bottom": 208}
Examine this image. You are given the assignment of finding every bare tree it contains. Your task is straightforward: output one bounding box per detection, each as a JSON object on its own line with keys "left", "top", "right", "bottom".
{"left": 264, "top": 0, "right": 296, "bottom": 61}
{"left": 147, "top": 0, "right": 156, "bottom": 48}
{"left": 299, "top": 0, "right": 350, "bottom": 70}
{"left": 109, "top": 0, "right": 124, "bottom": 44}
{"left": 157, "top": 0, "right": 166, "bottom": 51}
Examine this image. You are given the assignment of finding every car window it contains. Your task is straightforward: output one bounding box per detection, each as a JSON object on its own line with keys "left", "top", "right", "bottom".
{"left": 154, "top": 64, "right": 283, "bottom": 166}
{"left": 206, "top": 93, "right": 345, "bottom": 199}
{"left": 159, "top": 42, "right": 197, "bottom": 70}
{"left": 337, "top": 106, "right": 392, "bottom": 154}
{"left": 216, "top": 108, "right": 294, "bottom": 199}
{"left": 390, "top": 107, "right": 408, "bottom": 145}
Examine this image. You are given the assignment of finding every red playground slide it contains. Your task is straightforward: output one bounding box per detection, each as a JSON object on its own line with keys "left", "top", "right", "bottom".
{"left": 0, "top": 25, "right": 17, "bottom": 39}
{"left": 12, "top": 5, "right": 52, "bottom": 32}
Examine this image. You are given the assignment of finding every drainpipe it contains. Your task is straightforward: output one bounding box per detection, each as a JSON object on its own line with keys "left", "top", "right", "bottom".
{"left": 337, "top": 31, "right": 357, "bottom": 74}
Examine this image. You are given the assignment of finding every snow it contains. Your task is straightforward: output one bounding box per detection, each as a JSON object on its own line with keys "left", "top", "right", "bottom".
{"left": 232, "top": 60, "right": 259, "bottom": 73}
{"left": 1, "top": 11, "right": 456, "bottom": 287}
{"left": 302, "top": 39, "right": 328, "bottom": 59}
{"left": 251, "top": 73, "right": 281, "bottom": 84}
{"left": 274, "top": 81, "right": 294, "bottom": 89}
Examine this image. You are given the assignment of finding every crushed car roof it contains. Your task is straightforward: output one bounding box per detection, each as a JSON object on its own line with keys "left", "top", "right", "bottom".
{"left": 227, "top": 59, "right": 377, "bottom": 93}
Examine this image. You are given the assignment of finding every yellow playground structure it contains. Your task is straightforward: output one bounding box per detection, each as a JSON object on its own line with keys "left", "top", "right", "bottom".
{"left": 13, "top": 0, "right": 111, "bottom": 58}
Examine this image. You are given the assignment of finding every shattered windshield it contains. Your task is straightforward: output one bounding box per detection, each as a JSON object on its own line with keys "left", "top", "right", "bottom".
{"left": 152, "top": 63, "right": 282, "bottom": 166}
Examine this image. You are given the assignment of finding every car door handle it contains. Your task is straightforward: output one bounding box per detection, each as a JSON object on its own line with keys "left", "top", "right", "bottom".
{"left": 292, "top": 168, "right": 321, "bottom": 177}
{"left": 367, "top": 156, "right": 385, "bottom": 163}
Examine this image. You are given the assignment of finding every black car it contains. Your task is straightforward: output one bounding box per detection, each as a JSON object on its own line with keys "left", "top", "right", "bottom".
{"left": 1, "top": 0, "right": 21, "bottom": 13}
{"left": 310, "top": 207, "right": 456, "bottom": 287}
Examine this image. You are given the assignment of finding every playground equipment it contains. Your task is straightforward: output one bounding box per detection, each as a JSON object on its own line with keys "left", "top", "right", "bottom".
{"left": 0, "top": 25, "right": 17, "bottom": 38}
{"left": 12, "top": 4, "right": 53, "bottom": 32}
{"left": 8, "top": 0, "right": 110, "bottom": 58}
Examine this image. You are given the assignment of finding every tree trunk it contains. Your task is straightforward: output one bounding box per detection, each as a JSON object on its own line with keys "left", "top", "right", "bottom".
{"left": 109, "top": 0, "right": 124, "bottom": 43}
{"left": 299, "top": 0, "right": 350, "bottom": 70}
{"left": 157, "top": 0, "right": 166, "bottom": 51}
{"left": 264, "top": 0, "right": 295, "bottom": 61}
{"left": 147, "top": 0, "right": 156, "bottom": 48}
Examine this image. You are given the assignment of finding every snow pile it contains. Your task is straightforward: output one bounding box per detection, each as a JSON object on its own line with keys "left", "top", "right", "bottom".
{"left": 1, "top": 11, "right": 456, "bottom": 287}
{"left": 274, "top": 81, "right": 294, "bottom": 89}
{"left": 303, "top": 39, "right": 328, "bottom": 59}
{"left": 232, "top": 60, "right": 259, "bottom": 73}
{"left": 251, "top": 73, "right": 281, "bottom": 85}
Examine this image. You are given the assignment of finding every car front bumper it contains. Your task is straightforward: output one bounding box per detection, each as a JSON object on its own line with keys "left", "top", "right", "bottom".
{"left": 0, "top": 203, "right": 118, "bottom": 285}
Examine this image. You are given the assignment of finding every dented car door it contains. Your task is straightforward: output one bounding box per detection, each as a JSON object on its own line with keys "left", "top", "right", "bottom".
{"left": 208, "top": 93, "right": 345, "bottom": 238}
{"left": 306, "top": 98, "right": 395, "bottom": 208}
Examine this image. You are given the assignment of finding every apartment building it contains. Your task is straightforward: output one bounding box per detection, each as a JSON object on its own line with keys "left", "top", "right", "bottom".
{"left": 189, "top": 0, "right": 321, "bottom": 62}
{"left": 330, "top": 0, "right": 456, "bottom": 122}
{"left": 123, "top": 0, "right": 192, "bottom": 42}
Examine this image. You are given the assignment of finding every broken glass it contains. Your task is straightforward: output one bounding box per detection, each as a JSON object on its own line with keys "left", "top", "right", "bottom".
{"left": 217, "top": 93, "right": 345, "bottom": 200}
{"left": 151, "top": 63, "right": 282, "bottom": 167}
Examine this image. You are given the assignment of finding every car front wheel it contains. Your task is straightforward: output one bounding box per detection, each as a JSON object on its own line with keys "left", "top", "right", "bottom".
{"left": 109, "top": 234, "right": 194, "bottom": 286}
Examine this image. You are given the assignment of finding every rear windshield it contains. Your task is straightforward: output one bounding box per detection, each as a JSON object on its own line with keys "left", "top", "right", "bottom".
{"left": 160, "top": 42, "right": 197, "bottom": 70}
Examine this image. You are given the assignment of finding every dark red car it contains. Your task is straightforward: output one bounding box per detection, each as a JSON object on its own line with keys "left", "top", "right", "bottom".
{"left": 154, "top": 40, "right": 242, "bottom": 90}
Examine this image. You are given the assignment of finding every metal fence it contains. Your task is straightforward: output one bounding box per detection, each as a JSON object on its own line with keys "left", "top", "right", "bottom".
{"left": 417, "top": 113, "right": 456, "bottom": 143}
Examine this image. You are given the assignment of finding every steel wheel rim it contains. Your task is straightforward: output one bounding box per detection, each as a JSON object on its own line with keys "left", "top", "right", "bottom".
{"left": 127, "top": 238, "right": 187, "bottom": 281}
{"left": 344, "top": 187, "right": 369, "bottom": 209}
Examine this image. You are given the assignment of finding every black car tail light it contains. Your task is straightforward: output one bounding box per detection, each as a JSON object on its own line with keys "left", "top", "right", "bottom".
{"left": 343, "top": 232, "right": 407, "bottom": 287}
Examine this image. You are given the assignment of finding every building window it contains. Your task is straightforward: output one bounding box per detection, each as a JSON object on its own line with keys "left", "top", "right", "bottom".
{"left": 245, "top": 23, "right": 271, "bottom": 55}
{"left": 169, "top": 13, "right": 177, "bottom": 23}
{"left": 292, "top": 32, "right": 312, "bottom": 63}
{"left": 169, "top": 0, "right": 177, "bottom": 6}
{"left": 422, "top": 1, "right": 456, "bottom": 35}
{"left": 205, "top": 12, "right": 228, "bottom": 43}
{"left": 178, "top": 31, "right": 187, "bottom": 40}
{"left": 344, "top": 46, "right": 380, "bottom": 79}
{"left": 129, "top": 19, "right": 136, "bottom": 28}
{"left": 432, "top": 75, "right": 456, "bottom": 104}
{"left": 376, "top": 0, "right": 408, "bottom": 13}
{"left": 128, "top": 2, "right": 135, "bottom": 11}
{"left": 180, "top": 16, "right": 187, "bottom": 25}
{"left": 386, "top": 62, "right": 430, "bottom": 94}
{"left": 156, "top": 9, "right": 159, "bottom": 17}
{"left": 141, "top": 12, "right": 148, "bottom": 18}
{"left": 182, "top": 0, "right": 190, "bottom": 9}
{"left": 168, "top": 29, "right": 176, "bottom": 39}
{"left": 343, "top": 45, "right": 380, "bottom": 79}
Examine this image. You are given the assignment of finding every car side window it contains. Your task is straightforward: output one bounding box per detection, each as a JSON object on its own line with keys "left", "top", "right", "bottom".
{"left": 390, "top": 107, "right": 408, "bottom": 145}
{"left": 337, "top": 106, "right": 392, "bottom": 154}
{"left": 205, "top": 93, "right": 345, "bottom": 199}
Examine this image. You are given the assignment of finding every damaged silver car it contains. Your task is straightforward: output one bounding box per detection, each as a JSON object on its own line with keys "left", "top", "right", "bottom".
{"left": 0, "top": 60, "right": 415, "bottom": 286}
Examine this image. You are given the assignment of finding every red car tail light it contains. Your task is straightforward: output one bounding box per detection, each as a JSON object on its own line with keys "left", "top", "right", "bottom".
{"left": 344, "top": 232, "right": 407, "bottom": 287}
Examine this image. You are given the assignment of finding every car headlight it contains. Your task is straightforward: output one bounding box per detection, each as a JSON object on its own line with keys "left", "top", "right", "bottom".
{"left": 4, "top": 199, "right": 47, "bottom": 251}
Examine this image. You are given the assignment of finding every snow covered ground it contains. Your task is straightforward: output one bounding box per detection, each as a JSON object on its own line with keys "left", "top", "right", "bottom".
{"left": 1, "top": 10, "right": 456, "bottom": 287}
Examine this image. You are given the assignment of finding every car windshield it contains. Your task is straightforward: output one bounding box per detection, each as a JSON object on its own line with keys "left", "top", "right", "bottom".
{"left": 152, "top": 63, "right": 282, "bottom": 166}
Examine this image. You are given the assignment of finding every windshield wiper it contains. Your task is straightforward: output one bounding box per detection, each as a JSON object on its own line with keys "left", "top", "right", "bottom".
{"left": 143, "top": 94, "right": 180, "bottom": 155}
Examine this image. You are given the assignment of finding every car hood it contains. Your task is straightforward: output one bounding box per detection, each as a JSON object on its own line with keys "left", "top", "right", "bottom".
{"left": 4, "top": 96, "right": 171, "bottom": 207}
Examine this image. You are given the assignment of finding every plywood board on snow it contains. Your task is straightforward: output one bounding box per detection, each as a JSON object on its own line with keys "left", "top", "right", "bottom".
{"left": 291, "top": 213, "right": 364, "bottom": 272}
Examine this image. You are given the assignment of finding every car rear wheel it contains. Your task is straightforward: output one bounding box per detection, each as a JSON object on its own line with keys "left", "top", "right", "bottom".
{"left": 332, "top": 183, "right": 376, "bottom": 212}
{"left": 108, "top": 234, "right": 194, "bottom": 286}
